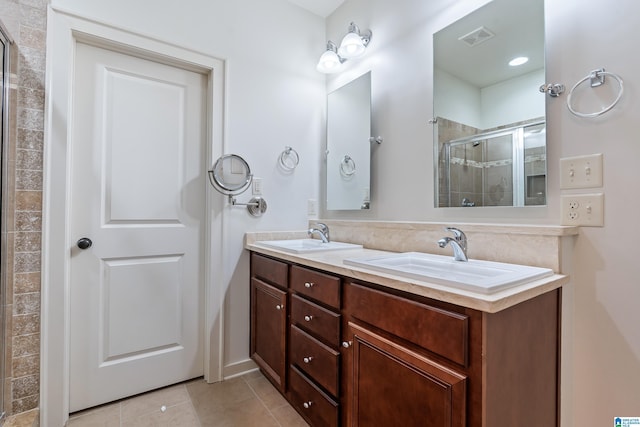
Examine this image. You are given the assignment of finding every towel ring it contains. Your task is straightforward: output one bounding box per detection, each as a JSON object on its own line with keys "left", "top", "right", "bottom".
{"left": 340, "top": 155, "right": 356, "bottom": 176}
{"left": 567, "top": 69, "right": 624, "bottom": 118}
{"left": 278, "top": 146, "right": 299, "bottom": 171}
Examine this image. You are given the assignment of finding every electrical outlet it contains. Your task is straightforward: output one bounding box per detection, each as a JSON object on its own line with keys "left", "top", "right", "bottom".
{"left": 561, "top": 193, "right": 604, "bottom": 226}
{"left": 559, "top": 154, "right": 603, "bottom": 189}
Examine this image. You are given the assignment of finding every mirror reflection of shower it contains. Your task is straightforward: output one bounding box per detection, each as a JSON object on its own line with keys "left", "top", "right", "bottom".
{"left": 440, "top": 121, "right": 546, "bottom": 207}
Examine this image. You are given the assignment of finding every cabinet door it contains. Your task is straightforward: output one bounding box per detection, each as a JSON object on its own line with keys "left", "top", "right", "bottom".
{"left": 343, "top": 322, "right": 467, "bottom": 427}
{"left": 251, "top": 278, "right": 287, "bottom": 392}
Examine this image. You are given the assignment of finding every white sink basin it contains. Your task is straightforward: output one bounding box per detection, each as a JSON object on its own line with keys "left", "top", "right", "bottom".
{"left": 256, "top": 239, "right": 363, "bottom": 254}
{"left": 344, "top": 252, "right": 553, "bottom": 294}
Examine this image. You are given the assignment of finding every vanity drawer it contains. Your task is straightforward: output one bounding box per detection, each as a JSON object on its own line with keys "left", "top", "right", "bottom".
{"left": 290, "top": 325, "right": 340, "bottom": 397}
{"left": 290, "top": 265, "right": 341, "bottom": 309}
{"left": 289, "top": 365, "right": 339, "bottom": 427}
{"left": 251, "top": 253, "right": 288, "bottom": 289}
{"left": 344, "top": 281, "right": 469, "bottom": 366}
{"left": 291, "top": 294, "right": 341, "bottom": 346}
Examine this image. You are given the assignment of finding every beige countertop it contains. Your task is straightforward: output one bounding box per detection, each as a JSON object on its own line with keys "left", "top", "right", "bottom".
{"left": 245, "top": 232, "right": 568, "bottom": 313}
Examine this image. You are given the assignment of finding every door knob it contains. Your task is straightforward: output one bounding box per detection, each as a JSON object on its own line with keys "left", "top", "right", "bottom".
{"left": 77, "top": 238, "right": 93, "bottom": 250}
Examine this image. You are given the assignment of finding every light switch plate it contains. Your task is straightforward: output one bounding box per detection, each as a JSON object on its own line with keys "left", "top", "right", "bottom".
{"left": 559, "top": 153, "right": 603, "bottom": 189}
{"left": 560, "top": 193, "right": 604, "bottom": 226}
{"left": 307, "top": 199, "right": 317, "bottom": 216}
{"left": 252, "top": 178, "right": 262, "bottom": 195}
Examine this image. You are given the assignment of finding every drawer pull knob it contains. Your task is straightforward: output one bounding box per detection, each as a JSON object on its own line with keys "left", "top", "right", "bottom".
{"left": 304, "top": 315, "right": 313, "bottom": 322}
{"left": 303, "top": 356, "right": 314, "bottom": 364}
{"left": 342, "top": 341, "right": 352, "bottom": 348}
{"left": 275, "top": 304, "right": 283, "bottom": 310}
{"left": 304, "top": 282, "right": 314, "bottom": 288}
{"left": 303, "top": 401, "right": 313, "bottom": 409}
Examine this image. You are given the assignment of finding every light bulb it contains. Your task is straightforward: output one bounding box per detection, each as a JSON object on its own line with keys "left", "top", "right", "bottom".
{"left": 316, "top": 50, "right": 343, "bottom": 73}
{"left": 338, "top": 32, "right": 366, "bottom": 59}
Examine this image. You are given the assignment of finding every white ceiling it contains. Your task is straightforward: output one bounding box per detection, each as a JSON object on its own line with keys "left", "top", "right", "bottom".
{"left": 287, "top": 0, "right": 345, "bottom": 17}
{"left": 434, "top": 0, "right": 544, "bottom": 88}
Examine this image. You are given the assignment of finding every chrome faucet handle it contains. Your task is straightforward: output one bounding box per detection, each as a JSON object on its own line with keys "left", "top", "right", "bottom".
{"left": 316, "top": 223, "right": 330, "bottom": 242}
{"left": 308, "top": 223, "right": 330, "bottom": 243}
{"left": 441, "top": 227, "right": 468, "bottom": 261}
{"left": 445, "top": 227, "right": 466, "bottom": 248}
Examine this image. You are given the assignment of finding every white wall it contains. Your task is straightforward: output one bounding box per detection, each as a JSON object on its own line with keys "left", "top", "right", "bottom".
{"left": 326, "top": 0, "right": 640, "bottom": 425}
{"left": 50, "top": 0, "right": 326, "bottom": 374}
{"left": 434, "top": 68, "right": 545, "bottom": 130}
{"left": 481, "top": 68, "right": 545, "bottom": 129}
{"left": 434, "top": 68, "right": 482, "bottom": 129}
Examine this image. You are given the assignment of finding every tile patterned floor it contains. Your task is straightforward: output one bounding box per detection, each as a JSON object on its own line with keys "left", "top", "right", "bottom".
{"left": 66, "top": 370, "right": 309, "bottom": 426}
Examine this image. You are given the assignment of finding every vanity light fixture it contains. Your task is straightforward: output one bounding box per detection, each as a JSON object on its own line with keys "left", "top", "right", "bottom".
{"left": 317, "top": 21, "right": 372, "bottom": 74}
{"left": 317, "top": 41, "right": 345, "bottom": 73}
{"left": 508, "top": 56, "right": 529, "bottom": 66}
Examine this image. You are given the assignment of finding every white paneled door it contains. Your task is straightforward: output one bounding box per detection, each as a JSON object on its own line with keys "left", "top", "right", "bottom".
{"left": 69, "top": 42, "right": 207, "bottom": 412}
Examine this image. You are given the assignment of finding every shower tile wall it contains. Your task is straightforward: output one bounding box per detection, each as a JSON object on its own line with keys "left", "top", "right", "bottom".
{"left": 0, "top": 0, "right": 47, "bottom": 417}
{"left": 450, "top": 143, "right": 484, "bottom": 206}
{"left": 483, "top": 135, "right": 513, "bottom": 207}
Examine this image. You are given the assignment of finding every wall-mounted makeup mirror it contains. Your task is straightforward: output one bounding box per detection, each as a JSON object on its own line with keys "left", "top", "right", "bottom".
{"left": 208, "top": 154, "right": 252, "bottom": 195}
{"left": 326, "top": 72, "right": 371, "bottom": 210}
{"left": 208, "top": 154, "right": 267, "bottom": 216}
{"left": 433, "top": 0, "right": 545, "bottom": 208}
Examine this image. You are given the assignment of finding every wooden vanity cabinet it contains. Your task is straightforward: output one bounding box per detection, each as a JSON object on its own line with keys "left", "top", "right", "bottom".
{"left": 250, "top": 253, "right": 288, "bottom": 392}
{"left": 288, "top": 265, "right": 342, "bottom": 426}
{"left": 250, "top": 252, "right": 561, "bottom": 427}
{"left": 341, "top": 280, "right": 560, "bottom": 427}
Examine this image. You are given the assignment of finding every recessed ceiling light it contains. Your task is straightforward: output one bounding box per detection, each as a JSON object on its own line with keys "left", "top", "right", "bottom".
{"left": 509, "top": 56, "right": 529, "bottom": 67}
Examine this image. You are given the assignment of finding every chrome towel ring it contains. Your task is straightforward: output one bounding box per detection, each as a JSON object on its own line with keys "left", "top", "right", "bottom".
{"left": 340, "top": 155, "right": 356, "bottom": 176}
{"left": 567, "top": 68, "right": 624, "bottom": 118}
{"left": 278, "top": 146, "right": 299, "bottom": 171}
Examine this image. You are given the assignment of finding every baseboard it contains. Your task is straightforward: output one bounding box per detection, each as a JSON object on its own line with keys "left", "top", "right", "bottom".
{"left": 223, "top": 359, "right": 258, "bottom": 380}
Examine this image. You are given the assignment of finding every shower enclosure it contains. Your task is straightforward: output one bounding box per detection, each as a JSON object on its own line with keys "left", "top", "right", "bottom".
{"left": 440, "top": 121, "right": 546, "bottom": 207}
{"left": 0, "top": 19, "right": 12, "bottom": 422}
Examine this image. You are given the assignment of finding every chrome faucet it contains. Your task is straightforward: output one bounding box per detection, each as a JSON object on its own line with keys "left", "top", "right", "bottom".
{"left": 437, "top": 227, "right": 468, "bottom": 262}
{"left": 308, "top": 222, "right": 330, "bottom": 243}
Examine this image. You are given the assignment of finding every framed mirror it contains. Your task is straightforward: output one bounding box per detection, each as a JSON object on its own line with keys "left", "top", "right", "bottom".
{"left": 433, "top": 0, "right": 545, "bottom": 208}
{"left": 326, "top": 72, "right": 371, "bottom": 210}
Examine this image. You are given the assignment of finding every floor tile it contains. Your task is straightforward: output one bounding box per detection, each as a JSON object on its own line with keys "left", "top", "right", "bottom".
{"left": 67, "top": 403, "right": 121, "bottom": 427}
{"left": 246, "top": 375, "right": 289, "bottom": 410}
{"left": 186, "top": 376, "right": 255, "bottom": 413}
{"left": 63, "top": 371, "right": 304, "bottom": 426}
{"left": 120, "top": 384, "right": 191, "bottom": 420}
{"left": 270, "top": 404, "right": 309, "bottom": 427}
{"left": 196, "top": 395, "right": 279, "bottom": 427}
{"left": 121, "top": 401, "right": 199, "bottom": 427}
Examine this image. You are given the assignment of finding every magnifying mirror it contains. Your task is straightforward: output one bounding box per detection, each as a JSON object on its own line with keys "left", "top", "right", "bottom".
{"left": 208, "top": 154, "right": 253, "bottom": 195}
{"left": 208, "top": 154, "right": 267, "bottom": 217}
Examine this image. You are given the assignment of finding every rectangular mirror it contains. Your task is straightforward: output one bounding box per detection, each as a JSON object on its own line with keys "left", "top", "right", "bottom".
{"left": 433, "top": 0, "right": 545, "bottom": 208}
{"left": 326, "top": 71, "right": 371, "bottom": 210}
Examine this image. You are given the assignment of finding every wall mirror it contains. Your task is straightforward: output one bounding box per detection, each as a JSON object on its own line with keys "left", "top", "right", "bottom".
{"left": 326, "top": 71, "right": 371, "bottom": 210}
{"left": 433, "top": 0, "right": 546, "bottom": 208}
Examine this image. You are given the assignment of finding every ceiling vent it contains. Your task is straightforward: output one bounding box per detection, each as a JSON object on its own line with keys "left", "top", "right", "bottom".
{"left": 458, "top": 26, "right": 495, "bottom": 47}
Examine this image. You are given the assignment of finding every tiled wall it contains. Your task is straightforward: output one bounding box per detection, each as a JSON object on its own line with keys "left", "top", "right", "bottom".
{"left": 436, "top": 117, "right": 479, "bottom": 207}
{"left": 0, "top": 0, "right": 47, "bottom": 417}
